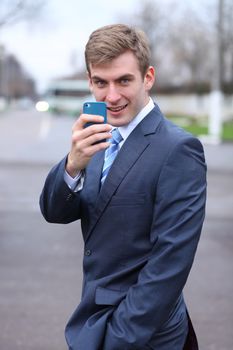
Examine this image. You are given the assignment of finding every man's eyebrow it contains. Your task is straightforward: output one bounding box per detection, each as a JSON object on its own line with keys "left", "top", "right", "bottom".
{"left": 91, "top": 75, "right": 106, "bottom": 81}
{"left": 91, "top": 74, "right": 134, "bottom": 81}
{"left": 116, "top": 74, "right": 134, "bottom": 80}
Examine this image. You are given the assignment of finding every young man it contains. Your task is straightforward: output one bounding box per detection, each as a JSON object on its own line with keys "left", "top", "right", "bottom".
{"left": 40, "top": 24, "right": 207, "bottom": 350}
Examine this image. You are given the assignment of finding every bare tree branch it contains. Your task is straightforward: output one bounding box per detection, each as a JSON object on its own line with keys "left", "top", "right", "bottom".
{"left": 118, "top": 0, "right": 232, "bottom": 90}
{"left": 0, "top": 0, "right": 46, "bottom": 28}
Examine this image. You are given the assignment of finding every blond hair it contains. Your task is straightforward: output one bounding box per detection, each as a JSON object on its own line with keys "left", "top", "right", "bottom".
{"left": 85, "top": 24, "right": 151, "bottom": 78}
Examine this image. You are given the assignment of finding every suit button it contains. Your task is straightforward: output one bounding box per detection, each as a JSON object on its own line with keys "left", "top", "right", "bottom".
{"left": 85, "top": 249, "right": 92, "bottom": 256}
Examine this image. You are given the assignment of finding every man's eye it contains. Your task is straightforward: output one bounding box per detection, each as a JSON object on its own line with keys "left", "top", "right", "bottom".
{"left": 120, "top": 79, "right": 129, "bottom": 85}
{"left": 94, "top": 80, "right": 106, "bottom": 88}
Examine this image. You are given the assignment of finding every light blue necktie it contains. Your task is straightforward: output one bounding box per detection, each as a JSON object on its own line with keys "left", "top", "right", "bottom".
{"left": 101, "top": 128, "right": 123, "bottom": 185}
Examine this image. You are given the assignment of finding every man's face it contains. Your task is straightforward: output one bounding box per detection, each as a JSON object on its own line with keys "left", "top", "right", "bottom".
{"left": 88, "top": 50, "right": 155, "bottom": 127}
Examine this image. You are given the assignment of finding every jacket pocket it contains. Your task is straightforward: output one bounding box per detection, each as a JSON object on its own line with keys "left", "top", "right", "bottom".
{"left": 95, "top": 286, "right": 126, "bottom": 306}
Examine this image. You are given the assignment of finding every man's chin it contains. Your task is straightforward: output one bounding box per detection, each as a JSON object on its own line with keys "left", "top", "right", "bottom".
{"left": 107, "top": 111, "right": 132, "bottom": 126}
{"left": 108, "top": 117, "right": 129, "bottom": 127}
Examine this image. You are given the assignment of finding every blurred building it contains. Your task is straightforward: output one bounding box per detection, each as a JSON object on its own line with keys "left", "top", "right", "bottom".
{"left": 0, "top": 45, "right": 37, "bottom": 102}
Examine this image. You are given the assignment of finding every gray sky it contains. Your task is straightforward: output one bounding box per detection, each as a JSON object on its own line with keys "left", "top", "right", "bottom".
{"left": 1, "top": 0, "right": 140, "bottom": 92}
{"left": 1, "top": 0, "right": 207, "bottom": 93}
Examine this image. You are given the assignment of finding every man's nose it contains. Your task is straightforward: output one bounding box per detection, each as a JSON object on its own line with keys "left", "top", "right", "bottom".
{"left": 106, "top": 85, "right": 121, "bottom": 103}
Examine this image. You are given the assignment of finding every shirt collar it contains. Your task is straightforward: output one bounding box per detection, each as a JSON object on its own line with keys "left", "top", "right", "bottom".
{"left": 118, "top": 97, "right": 154, "bottom": 142}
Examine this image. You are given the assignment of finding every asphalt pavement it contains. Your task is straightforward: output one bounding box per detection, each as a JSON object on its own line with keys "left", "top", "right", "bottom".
{"left": 0, "top": 108, "right": 232, "bottom": 350}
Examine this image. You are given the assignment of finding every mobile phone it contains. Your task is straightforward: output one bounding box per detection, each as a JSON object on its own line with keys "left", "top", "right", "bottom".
{"left": 83, "top": 102, "right": 107, "bottom": 127}
{"left": 83, "top": 101, "right": 107, "bottom": 143}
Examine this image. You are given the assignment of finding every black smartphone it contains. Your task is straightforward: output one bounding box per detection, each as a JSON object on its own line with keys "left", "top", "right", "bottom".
{"left": 83, "top": 101, "right": 107, "bottom": 143}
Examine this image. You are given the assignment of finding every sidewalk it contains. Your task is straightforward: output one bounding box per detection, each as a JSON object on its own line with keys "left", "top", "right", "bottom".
{"left": 0, "top": 109, "right": 232, "bottom": 350}
{"left": 203, "top": 142, "right": 233, "bottom": 173}
{"left": 0, "top": 109, "right": 73, "bottom": 165}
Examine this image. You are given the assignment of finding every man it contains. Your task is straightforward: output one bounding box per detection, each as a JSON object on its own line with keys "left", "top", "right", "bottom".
{"left": 40, "top": 24, "right": 207, "bottom": 350}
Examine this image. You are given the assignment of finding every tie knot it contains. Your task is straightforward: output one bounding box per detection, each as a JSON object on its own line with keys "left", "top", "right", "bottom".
{"left": 111, "top": 128, "right": 123, "bottom": 144}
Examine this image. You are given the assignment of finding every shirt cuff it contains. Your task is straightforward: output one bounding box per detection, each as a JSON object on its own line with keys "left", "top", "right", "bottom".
{"left": 64, "top": 170, "right": 84, "bottom": 192}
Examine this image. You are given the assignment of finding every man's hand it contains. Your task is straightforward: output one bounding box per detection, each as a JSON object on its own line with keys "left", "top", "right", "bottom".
{"left": 66, "top": 113, "right": 112, "bottom": 177}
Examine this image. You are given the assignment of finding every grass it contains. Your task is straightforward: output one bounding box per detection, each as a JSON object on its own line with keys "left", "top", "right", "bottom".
{"left": 166, "top": 114, "right": 233, "bottom": 141}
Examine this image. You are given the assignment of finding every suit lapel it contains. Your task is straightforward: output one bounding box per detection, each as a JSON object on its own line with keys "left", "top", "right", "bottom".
{"left": 96, "top": 126, "right": 149, "bottom": 205}
{"left": 84, "top": 149, "right": 105, "bottom": 209}
{"left": 85, "top": 105, "right": 163, "bottom": 243}
{"left": 85, "top": 129, "right": 149, "bottom": 243}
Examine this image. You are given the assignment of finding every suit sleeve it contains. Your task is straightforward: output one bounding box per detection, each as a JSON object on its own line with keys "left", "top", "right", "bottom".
{"left": 103, "top": 136, "right": 207, "bottom": 349}
{"left": 39, "top": 156, "right": 82, "bottom": 224}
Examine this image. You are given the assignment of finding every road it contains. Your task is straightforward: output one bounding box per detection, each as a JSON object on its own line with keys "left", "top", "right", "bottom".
{"left": 0, "top": 109, "right": 232, "bottom": 350}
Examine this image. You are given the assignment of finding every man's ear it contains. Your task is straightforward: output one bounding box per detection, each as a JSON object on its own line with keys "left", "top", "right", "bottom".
{"left": 144, "top": 66, "right": 155, "bottom": 91}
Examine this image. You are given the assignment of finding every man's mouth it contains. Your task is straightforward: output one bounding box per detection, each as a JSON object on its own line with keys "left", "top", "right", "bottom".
{"left": 107, "top": 104, "right": 128, "bottom": 112}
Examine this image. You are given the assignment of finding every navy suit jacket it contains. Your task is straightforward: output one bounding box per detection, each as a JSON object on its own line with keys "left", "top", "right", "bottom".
{"left": 40, "top": 104, "right": 206, "bottom": 349}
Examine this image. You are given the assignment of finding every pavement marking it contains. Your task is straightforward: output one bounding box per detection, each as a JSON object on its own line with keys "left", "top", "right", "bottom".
{"left": 38, "top": 114, "right": 52, "bottom": 140}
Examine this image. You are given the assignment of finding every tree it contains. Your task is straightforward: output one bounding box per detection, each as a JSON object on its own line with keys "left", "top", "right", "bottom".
{"left": 167, "top": 5, "right": 214, "bottom": 88}
{"left": 119, "top": 0, "right": 232, "bottom": 92}
{"left": 0, "top": 1, "right": 46, "bottom": 100}
{"left": 133, "top": 1, "right": 167, "bottom": 66}
{"left": 0, "top": 50, "right": 37, "bottom": 99}
{"left": 0, "top": 0, "right": 46, "bottom": 28}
